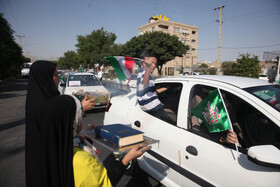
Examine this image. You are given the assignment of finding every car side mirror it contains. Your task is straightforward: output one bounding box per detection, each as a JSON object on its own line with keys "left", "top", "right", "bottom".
{"left": 247, "top": 145, "right": 280, "bottom": 169}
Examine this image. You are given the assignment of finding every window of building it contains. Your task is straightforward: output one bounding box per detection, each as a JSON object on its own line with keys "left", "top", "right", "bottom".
{"left": 174, "top": 27, "right": 179, "bottom": 32}
{"left": 152, "top": 27, "right": 155, "bottom": 32}
{"left": 192, "top": 39, "right": 196, "bottom": 43}
{"left": 192, "top": 48, "right": 195, "bottom": 51}
{"left": 192, "top": 31, "right": 196, "bottom": 34}
{"left": 168, "top": 67, "right": 174, "bottom": 75}
{"left": 159, "top": 25, "right": 169, "bottom": 30}
{"left": 182, "top": 29, "right": 188, "bottom": 35}
{"left": 140, "top": 30, "right": 144, "bottom": 35}
{"left": 182, "top": 38, "right": 188, "bottom": 43}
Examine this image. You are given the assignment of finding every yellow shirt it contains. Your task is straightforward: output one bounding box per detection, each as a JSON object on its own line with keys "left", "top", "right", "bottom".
{"left": 73, "top": 147, "right": 112, "bottom": 187}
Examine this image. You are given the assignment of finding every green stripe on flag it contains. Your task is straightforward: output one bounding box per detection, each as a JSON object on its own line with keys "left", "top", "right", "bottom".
{"left": 106, "top": 56, "right": 127, "bottom": 81}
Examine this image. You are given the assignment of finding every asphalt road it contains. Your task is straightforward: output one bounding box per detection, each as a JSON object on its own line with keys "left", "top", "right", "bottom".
{"left": 0, "top": 78, "right": 163, "bottom": 187}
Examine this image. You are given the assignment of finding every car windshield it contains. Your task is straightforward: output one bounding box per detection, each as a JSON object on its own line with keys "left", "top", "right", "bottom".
{"left": 244, "top": 85, "right": 280, "bottom": 112}
{"left": 68, "top": 74, "right": 101, "bottom": 87}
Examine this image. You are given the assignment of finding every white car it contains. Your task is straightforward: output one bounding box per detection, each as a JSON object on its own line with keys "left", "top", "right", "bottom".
{"left": 58, "top": 72, "right": 110, "bottom": 109}
{"left": 259, "top": 74, "right": 268, "bottom": 81}
{"left": 104, "top": 75, "right": 280, "bottom": 187}
{"left": 21, "top": 62, "right": 32, "bottom": 77}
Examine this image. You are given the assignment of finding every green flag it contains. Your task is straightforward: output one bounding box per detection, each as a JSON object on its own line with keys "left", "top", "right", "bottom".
{"left": 190, "top": 89, "right": 231, "bottom": 133}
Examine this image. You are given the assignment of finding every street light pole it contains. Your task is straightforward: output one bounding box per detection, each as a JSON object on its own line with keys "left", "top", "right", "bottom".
{"left": 15, "top": 35, "right": 25, "bottom": 48}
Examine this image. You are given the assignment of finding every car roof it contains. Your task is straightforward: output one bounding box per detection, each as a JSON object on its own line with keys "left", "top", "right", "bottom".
{"left": 156, "top": 75, "right": 271, "bottom": 89}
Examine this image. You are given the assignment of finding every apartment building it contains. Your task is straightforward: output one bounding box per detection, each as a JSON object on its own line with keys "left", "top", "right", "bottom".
{"left": 139, "top": 17, "right": 199, "bottom": 76}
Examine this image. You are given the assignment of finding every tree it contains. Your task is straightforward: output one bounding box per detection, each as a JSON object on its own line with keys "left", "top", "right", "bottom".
{"left": 75, "top": 28, "right": 119, "bottom": 69}
{"left": 57, "top": 50, "right": 80, "bottom": 69}
{"left": 198, "top": 63, "right": 208, "bottom": 68}
{"left": 232, "top": 53, "right": 260, "bottom": 78}
{"left": 0, "top": 13, "right": 26, "bottom": 80}
{"left": 221, "top": 61, "right": 235, "bottom": 75}
{"left": 120, "top": 31, "right": 189, "bottom": 75}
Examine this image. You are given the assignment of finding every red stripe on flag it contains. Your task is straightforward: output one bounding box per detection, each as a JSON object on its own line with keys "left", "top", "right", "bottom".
{"left": 124, "top": 57, "right": 135, "bottom": 84}
{"left": 124, "top": 57, "right": 134, "bottom": 75}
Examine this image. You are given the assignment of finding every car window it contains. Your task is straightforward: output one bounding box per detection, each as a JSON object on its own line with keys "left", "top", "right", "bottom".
{"left": 188, "top": 84, "right": 280, "bottom": 151}
{"left": 154, "top": 83, "right": 183, "bottom": 125}
{"left": 244, "top": 85, "right": 280, "bottom": 112}
{"left": 68, "top": 74, "right": 101, "bottom": 87}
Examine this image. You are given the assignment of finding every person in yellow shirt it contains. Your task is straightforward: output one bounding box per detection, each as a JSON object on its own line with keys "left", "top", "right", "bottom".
{"left": 40, "top": 95, "right": 149, "bottom": 187}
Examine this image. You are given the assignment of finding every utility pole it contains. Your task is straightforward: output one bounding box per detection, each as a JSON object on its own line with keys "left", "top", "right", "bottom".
{"left": 16, "top": 35, "right": 25, "bottom": 48}
{"left": 214, "top": 5, "right": 225, "bottom": 74}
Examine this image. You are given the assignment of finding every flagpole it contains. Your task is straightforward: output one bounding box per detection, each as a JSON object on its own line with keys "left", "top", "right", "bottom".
{"left": 217, "top": 88, "right": 239, "bottom": 160}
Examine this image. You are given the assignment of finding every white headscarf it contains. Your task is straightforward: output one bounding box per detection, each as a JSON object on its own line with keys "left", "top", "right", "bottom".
{"left": 70, "top": 95, "right": 101, "bottom": 163}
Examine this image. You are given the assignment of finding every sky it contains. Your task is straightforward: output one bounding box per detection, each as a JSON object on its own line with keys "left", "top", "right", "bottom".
{"left": 1, "top": 0, "right": 280, "bottom": 62}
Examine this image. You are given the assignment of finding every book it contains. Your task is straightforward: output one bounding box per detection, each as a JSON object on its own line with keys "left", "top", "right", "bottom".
{"left": 95, "top": 124, "right": 144, "bottom": 147}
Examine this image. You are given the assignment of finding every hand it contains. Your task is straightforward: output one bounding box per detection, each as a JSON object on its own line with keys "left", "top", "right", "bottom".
{"left": 81, "top": 95, "right": 96, "bottom": 112}
{"left": 144, "top": 57, "right": 152, "bottom": 68}
{"left": 87, "top": 124, "right": 96, "bottom": 129}
{"left": 121, "top": 145, "right": 151, "bottom": 166}
{"left": 221, "top": 129, "right": 239, "bottom": 144}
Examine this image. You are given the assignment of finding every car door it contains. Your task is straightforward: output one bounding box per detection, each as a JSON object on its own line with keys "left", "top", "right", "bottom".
{"left": 129, "top": 82, "right": 185, "bottom": 187}
{"left": 177, "top": 82, "right": 280, "bottom": 187}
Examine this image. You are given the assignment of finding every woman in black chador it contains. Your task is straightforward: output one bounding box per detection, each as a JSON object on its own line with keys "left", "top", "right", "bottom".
{"left": 25, "top": 61, "right": 60, "bottom": 186}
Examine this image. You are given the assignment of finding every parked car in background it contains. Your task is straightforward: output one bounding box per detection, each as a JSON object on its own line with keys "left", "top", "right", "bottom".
{"left": 192, "top": 72, "right": 204, "bottom": 75}
{"left": 104, "top": 75, "right": 280, "bottom": 187}
{"left": 259, "top": 74, "right": 268, "bottom": 81}
{"left": 21, "top": 62, "right": 32, "bottom": 78}
{"left": 58, "top": 72, "right": 110, "bottom": 109}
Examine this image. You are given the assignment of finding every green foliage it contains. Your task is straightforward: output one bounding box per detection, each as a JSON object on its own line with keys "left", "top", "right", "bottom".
{"left": 0, "top": 13, "right": 26, "bottom": 80}
{"left": 221, "top": 61, "right": 235, "bottom": 75}
{"left": 232, "top": 54, "right": 260, "bottom": 78}
{"left": 198, "top": 63, "right": 208, "bottom": 68}
{"left": 197, "top": 67, "right": 217, "bottom": 75}
{"left": 57, "top": 51, "right": 80, "bottom": 69}
{"left": 75, "top": 28, "right": 119, "bottom": 69}
{"left": 120, "top": 31, "right": 189, "bottom": 75}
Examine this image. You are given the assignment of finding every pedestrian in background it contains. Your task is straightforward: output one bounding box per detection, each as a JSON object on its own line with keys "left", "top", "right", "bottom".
{"left": 267, "top": 66, "right": 277, "bottom": 83}
{"left": 97, "top": 67, "right": 103, "bottom": 81}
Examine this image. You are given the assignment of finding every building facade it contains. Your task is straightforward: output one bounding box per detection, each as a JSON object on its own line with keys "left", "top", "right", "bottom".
{"left": 139, "top": 18, "right": 199, "bottom": 76}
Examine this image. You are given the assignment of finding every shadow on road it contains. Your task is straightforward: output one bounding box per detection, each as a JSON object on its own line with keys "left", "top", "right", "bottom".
{"left": 0, "top": 79, "right": 28, "bottom": 93}
{"left": 0, "top": 119, "right": 25, "bottom": 132}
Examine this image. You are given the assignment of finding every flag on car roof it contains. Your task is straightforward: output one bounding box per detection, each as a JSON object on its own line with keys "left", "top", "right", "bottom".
{"left": 106, "top": 56, "right": 135, "bottom": 82}
{"left": 190, "top": 89, "right": 231, "bottom": 133}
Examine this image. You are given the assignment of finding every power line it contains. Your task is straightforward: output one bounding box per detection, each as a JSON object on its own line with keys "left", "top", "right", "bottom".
{"left": 198, "top": 44, "right": 280, "bottom": 51}
{"left": 224, "top": 5, "right": 280, "bottom": 21}
{"left": 222, "top": 44, "right": 280, "bottom": 49}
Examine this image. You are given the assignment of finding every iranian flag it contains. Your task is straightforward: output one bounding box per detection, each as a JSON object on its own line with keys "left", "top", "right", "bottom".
{"left": 190, "top": 89, "right": 231, "bottom": 133}
{"left": 106, "top": 56, "right": 135, "bottom": 82}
